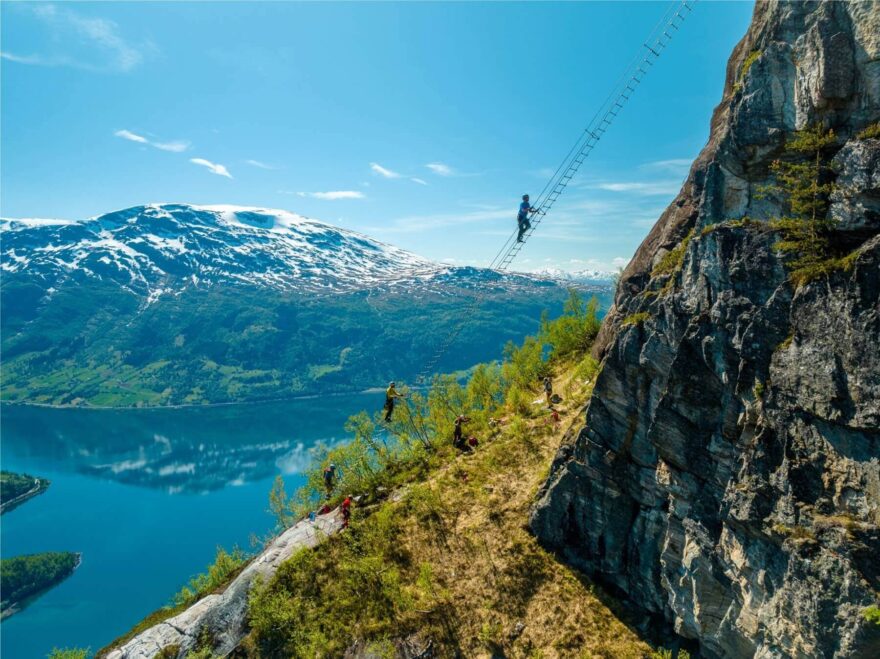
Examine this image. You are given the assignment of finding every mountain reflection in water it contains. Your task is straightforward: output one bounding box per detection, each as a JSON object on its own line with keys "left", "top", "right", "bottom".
{"left": 1, "top": 393, "right": 380, "bottom": 493}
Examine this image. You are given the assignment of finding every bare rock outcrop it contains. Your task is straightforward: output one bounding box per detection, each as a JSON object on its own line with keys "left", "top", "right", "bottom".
{"left": 531, "top": 2, "right": 880, "bottom": 657}
{"left": 104, "top": 513, "right": 341, "bottom": 659}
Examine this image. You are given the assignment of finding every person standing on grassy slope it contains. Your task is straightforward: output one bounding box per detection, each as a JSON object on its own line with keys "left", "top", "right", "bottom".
{"left": 383, "top": 381, "right": 405, "bottom": 422}
{"left": 543, "top": 375, "right": 553, "bottom": 408}
{"left": 323, "top": 463, "right": 337, "bottom": 497}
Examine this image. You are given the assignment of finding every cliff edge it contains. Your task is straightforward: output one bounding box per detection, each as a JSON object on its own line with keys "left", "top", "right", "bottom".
{"left": 531, "top": 2, "right": 880, "bottom": 657}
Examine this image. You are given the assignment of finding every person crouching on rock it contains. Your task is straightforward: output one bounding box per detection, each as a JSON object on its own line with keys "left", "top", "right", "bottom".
{"left": 453, "top": 415, "right": 471, "bottom": 451}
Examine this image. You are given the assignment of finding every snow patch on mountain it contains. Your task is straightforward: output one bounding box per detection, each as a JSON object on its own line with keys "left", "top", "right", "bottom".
{"left": 2, "top": 203, "right": 587, "bottom": 303}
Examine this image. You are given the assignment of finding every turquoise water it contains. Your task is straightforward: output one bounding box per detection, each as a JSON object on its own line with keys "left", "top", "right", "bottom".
{"left": 0, "top": 392, "right": 381, "bottom": 658}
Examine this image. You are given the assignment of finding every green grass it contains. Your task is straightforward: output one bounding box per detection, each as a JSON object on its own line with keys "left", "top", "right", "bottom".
{"left": 621, "top": 312, "right": 652, "bottom": 327}
{"left": 652, "top": 229, "right": 694, "bottom": 278}
{"left": 789, "top": 249, "right": 860, "bottom": 288}
{"left": 733, "top": 50, "right": 761, "bottom": 92}
{"left": 856, "top": 122, "right": 880, "bottom": 140}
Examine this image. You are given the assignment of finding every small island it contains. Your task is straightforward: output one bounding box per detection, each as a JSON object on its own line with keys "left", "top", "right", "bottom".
{"left": 1, "top": 552, "right": 81, "bottom": 619}
{"left": 1, "top": 470, "right": 50, "bottom": 514}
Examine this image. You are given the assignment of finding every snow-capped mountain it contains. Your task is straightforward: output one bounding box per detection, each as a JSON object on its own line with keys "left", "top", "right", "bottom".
{"left": 1, "top": 204, "right": 451, "bottom": 301}
{"left": 1, "top": 204, "right": 587, "bottom": 303}
{"left": 1, "top": 203, "right": 613, "bottom": 407}
{"left": 530, "top": 267, "right": 617, "bottom": 285}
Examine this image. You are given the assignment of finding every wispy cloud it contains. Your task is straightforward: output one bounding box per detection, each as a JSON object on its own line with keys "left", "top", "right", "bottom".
{"left": 152, "top": 141, "right": 189, "bottom": 153}
{"left": 245, "top": 159, "right": 278, "bottom": 170}
{"left": 639, "top": 158, "right": 693, "bottom": 176}
{"left": 190, "top": 158, "right": 232, "bottom": 179}
{"left": 114, "top": 129, "right": 149, "bottom": 145}
{"left": 370, "top": 162, "right": 401, "bottom": 179}
{"left": 114, "top": 129, "right": 190, "bottom": 153}
{"left": 370, "top": 162, "right": 428, "bottom": 186}
{"left": 591, "top": 181, "right": 682, "bottom": 196}
{"left": 296, "top": 190, "right": 365, "bottom": 200}
{"left": 426, "top": 162, "right": 454, "bottom": 176}
{"left": 2, "top": 4, "right": 155, "bottom": 73}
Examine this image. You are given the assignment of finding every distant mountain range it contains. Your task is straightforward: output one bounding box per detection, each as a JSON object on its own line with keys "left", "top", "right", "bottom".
{"left": 1, "top": 204, "right": 611, "bottom": 407}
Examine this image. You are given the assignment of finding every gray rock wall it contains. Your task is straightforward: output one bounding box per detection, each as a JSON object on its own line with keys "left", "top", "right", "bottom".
{"left": 531, "top": 2, "right": 880, "bottom": 657}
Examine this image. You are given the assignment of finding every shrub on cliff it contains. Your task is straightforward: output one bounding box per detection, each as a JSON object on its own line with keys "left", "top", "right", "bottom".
{"left": 759, "top": 124, "right": 847, "bottom": 285}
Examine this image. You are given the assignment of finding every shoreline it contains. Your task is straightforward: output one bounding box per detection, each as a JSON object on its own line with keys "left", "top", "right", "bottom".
{"left": 0, "top": 388, "right": 390, "bottom": 412}
{"left": 0, "top": 478, "right": 49, "bottom": 515}
{"left": 0, "top": 552, "right": 82, "bottom": 621}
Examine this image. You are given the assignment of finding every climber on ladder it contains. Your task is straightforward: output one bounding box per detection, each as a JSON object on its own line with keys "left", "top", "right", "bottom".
{"left": 517, "top": 194, "right": 541, "bottom": 243}
{"left": 383, "top": 381, "right": 405, "bottom": 422}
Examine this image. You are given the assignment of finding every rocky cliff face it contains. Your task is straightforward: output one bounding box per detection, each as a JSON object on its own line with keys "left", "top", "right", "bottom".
{"left": 531, "top": 2, "right": 880, "bottom": 657}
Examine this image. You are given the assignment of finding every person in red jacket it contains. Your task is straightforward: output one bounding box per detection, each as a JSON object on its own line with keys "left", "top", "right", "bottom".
{"left": 341, "top": 495, "right": 353, "bottom": 528}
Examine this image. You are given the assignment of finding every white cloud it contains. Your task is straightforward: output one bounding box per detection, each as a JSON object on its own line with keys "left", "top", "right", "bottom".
{"left": 426, "top": 162, "right": 454, "bottom": 176}
{"left": 591, "top": 181, "right": 682, "bottom": 196}
{"left": 245, "top": 159, "right": 277, "bottom": 170}
{"left": 612, "top": 257, "right": 630, "bottom": 268}
{"left": 639, "top": 158, "right": 693, "bottom": 175}
{"left": 297, "top": 191, "right": 365, "bottom": 200}
{"left": 152, "top": 141, "right": 190, "bottom": 153}
{"left": 190, "top": 158, "right": 232, "bottom": 179}
{"left": 115, "top": 129, "right": 190, "bottom": 153}
{"left": 3, "top": 4, "right": 155, "bottom": 73}
{"left": 410, "top": 177, "right": 428, "bottom": 186}
{"left": 370, "top": 162, "right": 401, "bottom": 179}
{"left": 114, "top": 129, "right": 149, "bottom": 144}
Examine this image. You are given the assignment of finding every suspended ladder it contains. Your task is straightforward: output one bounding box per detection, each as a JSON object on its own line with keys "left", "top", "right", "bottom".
{"left": 415, "top": 0, "right": 695, "bottom": 384}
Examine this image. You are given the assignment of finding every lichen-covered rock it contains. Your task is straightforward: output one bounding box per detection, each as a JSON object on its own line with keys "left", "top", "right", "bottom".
{"left": 531, "top": 2, "right": 880, "bottom": 658}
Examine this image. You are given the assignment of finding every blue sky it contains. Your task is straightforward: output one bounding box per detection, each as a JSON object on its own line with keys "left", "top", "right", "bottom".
{"left": 1, "top": 1, "right": 753, "bottom": 272}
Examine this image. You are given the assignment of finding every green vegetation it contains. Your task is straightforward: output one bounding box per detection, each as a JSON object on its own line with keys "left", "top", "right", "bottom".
{"left": 172, "top": 547, "right": 248, "bottom": 608}
{"left": 753, "top": 381, "right": 765, "bottom": 400}
{"left": 621, "top": 311, "right": 652, "bottom": 327}
{"left": 539, "top": 290, "right": 601, "bottom": 362}
{"left": 48, "top": 649, "right": 90, "bottom": 659}
{"left": 651, "top": 228, "right": 694, "bottom": 279}
{"left": 241, "top": 294, "right": 653, "bottom": 656}
{"left": 758, "top": 124, "right": 856, "bottom": 287}
{"left": 856, "top": 122, "right": 880, "bottom": 140}
{"left": 864, "top": 605, "right": 880, "bottom": 627}
{"left": 701, "top": 216, "right": 760, "bottom": 236}
{"left": 733, "top": 49, "right": 762, "bottom": 92}
{"left": 1, "top": 280, "right": 598, "bottom": 407}
{"left": 1, "top": 552, "right": 80, "bottom": 617}
{"left": 1, "top": 470, "right": 49, "bottom": 513}
{"left": 103, "top": 295, "right": 661, "bottom": 656}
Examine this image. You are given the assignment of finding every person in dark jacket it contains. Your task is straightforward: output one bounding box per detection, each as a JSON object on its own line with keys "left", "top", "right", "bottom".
{"left": 452, "top": 415, "right": 471, "bottom": 451}
{"left": 323, "top": 463, "right": 337, "bottom": 496}
{"left": 517, "top": 194, "right": 539, "bottom": 242}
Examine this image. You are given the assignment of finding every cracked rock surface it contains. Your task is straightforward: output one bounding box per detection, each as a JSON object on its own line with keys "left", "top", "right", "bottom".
{"left": 531, "top": 2, "right": 880, "bottom": 658}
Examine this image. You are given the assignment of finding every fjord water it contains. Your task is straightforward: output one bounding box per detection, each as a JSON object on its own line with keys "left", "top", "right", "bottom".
{"left": 1, "top": 392, "right": 380, "bottom": 658}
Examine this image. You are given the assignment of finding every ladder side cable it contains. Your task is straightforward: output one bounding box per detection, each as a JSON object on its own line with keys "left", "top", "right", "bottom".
{"left": 415, "top": 0, "right": 695, "bottom": 384}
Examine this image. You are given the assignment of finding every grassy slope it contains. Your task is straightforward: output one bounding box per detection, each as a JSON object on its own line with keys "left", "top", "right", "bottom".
{"left": 241, "top": 363, "right": 651, "bottom": 658}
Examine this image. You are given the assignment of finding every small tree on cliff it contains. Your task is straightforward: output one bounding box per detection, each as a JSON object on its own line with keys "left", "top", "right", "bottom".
{"left": 759, "top": 124, "right": 839, "bottom": 283}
